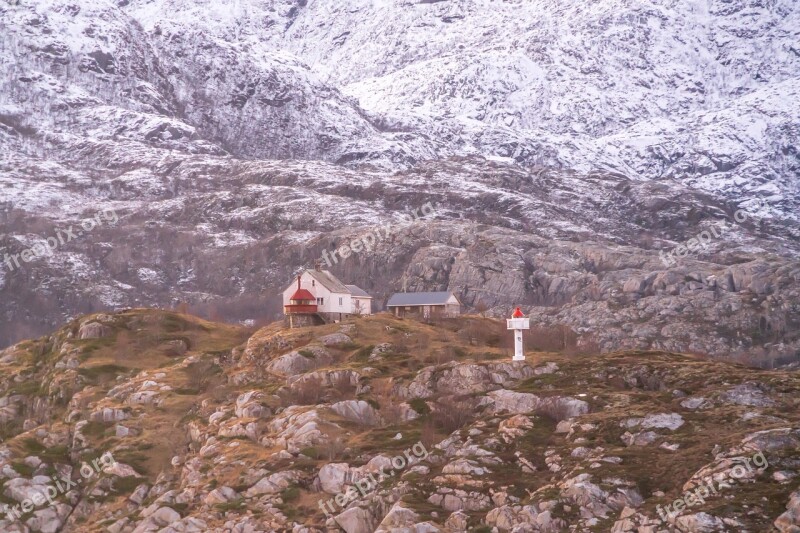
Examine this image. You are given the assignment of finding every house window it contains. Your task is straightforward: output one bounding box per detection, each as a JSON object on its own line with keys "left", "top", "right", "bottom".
{"left": 317, "top": 297, "right": 324, "bottom": 305}
{"left": 339, "top": 297, "right": 343, "bottom": 306}
{"left": 312, "top": 280, "right": 315, "bottom": 287}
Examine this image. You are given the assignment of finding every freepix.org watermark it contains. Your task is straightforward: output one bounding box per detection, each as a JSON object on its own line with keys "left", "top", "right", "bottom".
{"left": 656, "top": 450, "right": 768, "bottom": 521}
{"left": 3, "top": 209, "right": 118, "bottom": 272}
{"left": 319, "top": 202, "right": 437, "bottom": 268}
{"left": 318, "top": 441, "right": 429, "bottom": 517}
{"left": 659, "top": 199, "right": 768, "bottom": 267}
{"left": 1, "top": 452, "right": 117, "bottom": 523}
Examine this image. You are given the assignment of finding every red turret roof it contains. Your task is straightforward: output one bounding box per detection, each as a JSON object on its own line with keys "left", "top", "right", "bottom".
{"left": 512, "top": 307, "right": 524, "bottom": 318}
{"left": 291, "top": 288, "right": 316, "bottom": 301}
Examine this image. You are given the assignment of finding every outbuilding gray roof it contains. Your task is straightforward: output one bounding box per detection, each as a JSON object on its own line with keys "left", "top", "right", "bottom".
{"left": 345, "top": 285, "right": 372, "bottom": 298}
{"left": 386, "top": 291, "right": 458, "bottom": 306}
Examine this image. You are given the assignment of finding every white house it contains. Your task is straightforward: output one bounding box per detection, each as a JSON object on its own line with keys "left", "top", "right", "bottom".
{"left": 282, "top": 267, "right": 373, "bottom": 325}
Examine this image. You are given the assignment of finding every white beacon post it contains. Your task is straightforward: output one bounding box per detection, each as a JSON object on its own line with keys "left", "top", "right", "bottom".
{"left": 506, "top": 307, "right": 530, "bottom": 361}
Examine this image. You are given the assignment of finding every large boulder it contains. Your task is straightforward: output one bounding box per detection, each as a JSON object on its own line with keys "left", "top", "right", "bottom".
{"left": 481, "top": 390, "right": 588, "bottom": 420}
{"left": 427, "top": 487, "right": 492, "bottom": 512}
{"left": 318, "top": 463, "right": 352, "bottom": 494}
{"left": 319, "top": 333, "right": 353, "bottom": 346}
{"left": 717, "top": 382, "right": 775, "bottom": 407}
{"left": 24, "top": 503, "right": 71, "bottom": 533}
{"left": 263, "top": 407, "right": 337, "bottom": 452}
{"left": 4, "top": 476, "right": 53, "bottom": 502}
{"left": 234, "top": 391, "right": 270, "bottom": 419}
{"left": 673, "top": 512, "right": 727, "bottom": 532}
{"left": 374, "top": 502, "right": 436, "bottom": 532}
{"left": 330, "top": 400, "right": 381, "bottom": 426}
{"left": 775, "top": 490, "right": 800, "bottom": 532}
{"left": 334, "top": 506, "right": 375, "bottom": 533}
{"left": 78, "top": 321, "right": 112, "bottom": 340}
{"left": 245, "top": 471, "right": 299, "bottom": 497}
{"left": 395, "top": 361, "right": 536, "bottom": 399}
{"left": 267, "top": 347, "right": 333, "bottom": 376}
{"left": 621, "top": 413, "right": 684, "bottom": 431}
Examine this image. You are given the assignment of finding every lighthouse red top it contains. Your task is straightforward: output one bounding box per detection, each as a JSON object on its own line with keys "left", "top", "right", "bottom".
{"left": 290, "top": 275, "right": 315, "bottom": 302}
{"left": 512, "top": 307, "right": 524, "bottom": 318}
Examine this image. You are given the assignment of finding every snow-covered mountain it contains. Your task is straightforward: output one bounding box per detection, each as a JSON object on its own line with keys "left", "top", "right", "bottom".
{"left": 125, "top": 0, "right": 800, "bottom": 210}
{"left": 1, "top": 0, "right": 799, "bottom": 354}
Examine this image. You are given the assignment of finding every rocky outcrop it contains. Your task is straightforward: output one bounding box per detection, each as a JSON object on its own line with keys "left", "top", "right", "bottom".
{"left": 481, "top": 390, "right": 589, "bottom": 420}
{"left": 329, "top": 400, "right": 381, "bottom": 426}
{"left": 267, "top": 347, "right": 333, "bottom": 376}
{"left": 775, "top": 490, "right": 800, "bottom": 532}
{"left": 0, "top": 310, "right": 798, "bottom": 532}
{"left": 395, "top": 362, "right": 536, "bottom": 399}
{"left": 263, "top": 407, "right": 337, "bottom": 452}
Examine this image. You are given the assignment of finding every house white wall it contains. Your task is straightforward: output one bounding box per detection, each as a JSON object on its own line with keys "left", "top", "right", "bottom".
{"left": 323, "top": 292, "right": 351, "bottom": 314}
{"left": 352, "top": 297, "right": 372, "bottom": 315}
{"left": 282, "top": 272, "right": 358, "bottom": 315}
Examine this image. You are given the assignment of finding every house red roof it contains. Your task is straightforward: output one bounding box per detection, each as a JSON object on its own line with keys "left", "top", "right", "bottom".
{"left": 290, "top": 288, "right": 316, "bottom": 301}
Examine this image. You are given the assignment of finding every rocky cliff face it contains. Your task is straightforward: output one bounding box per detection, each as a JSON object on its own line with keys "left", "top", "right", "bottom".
{"left": 1, "top": 0, "right": 799, "bottom": 360}
{"left": 1, "top": 150, "right": 798, "bottom": 359}
{"left": 0, "top": 310, "right": 799, "bottom": 532}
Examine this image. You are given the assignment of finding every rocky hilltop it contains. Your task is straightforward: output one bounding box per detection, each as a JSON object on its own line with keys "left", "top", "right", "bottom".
{"left": 0, "top": 309, "right": 799, "bottom": 532}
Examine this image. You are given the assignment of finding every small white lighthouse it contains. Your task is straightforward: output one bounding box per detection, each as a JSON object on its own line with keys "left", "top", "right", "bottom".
{"left": 506, "top": 307, "right": 530, "bottom": 361}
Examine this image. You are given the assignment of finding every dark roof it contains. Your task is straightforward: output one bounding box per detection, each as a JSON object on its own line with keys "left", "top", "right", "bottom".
{"left": 345, "top": 285, "right": 372, "bottom": 298}
{"left": 306, "top": 269, "right": 350, "bottom": 293}
{"left": 386, "top": 291, "right": 459, "bottom": 306}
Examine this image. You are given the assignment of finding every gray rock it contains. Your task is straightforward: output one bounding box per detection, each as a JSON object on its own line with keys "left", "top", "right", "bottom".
{"left": 267, "top": 347, "right": 333, "bottom": 376}
{"left": 319, "top": 333, "right": 352, "bottom": 346}
{"left": 482, "top": 389, "right": 589, "bottom": 420}
{"left": 78, "top": 321, "right": 112, "bottom": 340}
{"left": 775, "top": 489, "right": 800, "bottom": 532}
{"left": 718, "top": 383, "right": 775, "bottom": 407}
{"left": 330, "top": 400, "right": 381, "bottom": 426}
{"left": 334, "top": 506, "right": 375, "bottom": 533}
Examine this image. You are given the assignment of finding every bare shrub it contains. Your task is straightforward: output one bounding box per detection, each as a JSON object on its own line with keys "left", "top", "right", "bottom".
{"left": 526, "top": 325, "right": 579, "bottom": 352}
{"left": 114, "top": 329, "right": 133, "bottom": 365}
{"left": 330, "top": 373, "right": 357, "bottom": 400}
{"left": 281, "top": 377, "right": 324, "bottom": 406}
{"left": 421, "top": 419, "right": 438, "bottom": 449}
{"left": 189, "top": 293, "right": 279, "bottom": 328}
{"left": 457, "top": 318, "right": 503, "bottom": 347}
{"left": 370, "top": 379, "right": 406, "bottom": 427}
{"left": 426, "top": 346, "right": 461, "bottom": 366}
{"left": 565, "top": 334, "right": 603, "bottom": 356}
{"left": 431, "top": 396, "right": 474, "bottom": 434}
{"left": 322, "top": 435, "right": 346, "bottom": 461}
{"left": 535, "top": 401, "right": 578, "bottom": 423}
{"left": 729, "top": 347, "right": 800, "bottom": 370}
{"left": 184, "top": 359, "right": 222, "bottom": 393}
{"left": 370, "top": 378, "right": 394, "bottom": 398}
{"left": 380, "top": 402, "right": 407, "bottom": 426}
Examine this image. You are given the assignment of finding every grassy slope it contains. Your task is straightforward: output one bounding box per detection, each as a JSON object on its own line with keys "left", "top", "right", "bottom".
{"left": 0, "top": 310, "right": 797, "bottom": 531}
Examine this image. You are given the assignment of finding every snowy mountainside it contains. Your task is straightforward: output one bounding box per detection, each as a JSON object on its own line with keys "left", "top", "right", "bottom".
{"left": 120, "top": 0, "right": 800, "bottom": 213}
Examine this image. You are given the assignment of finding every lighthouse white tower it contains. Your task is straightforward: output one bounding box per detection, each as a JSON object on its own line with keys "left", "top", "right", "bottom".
{"left": 506, "top": 307, "right": 530, "bottom": 361}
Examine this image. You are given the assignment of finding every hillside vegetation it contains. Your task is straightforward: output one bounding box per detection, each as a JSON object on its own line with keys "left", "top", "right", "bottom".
{"left": 0, "top": 310, "right": 798, "bottom": 532}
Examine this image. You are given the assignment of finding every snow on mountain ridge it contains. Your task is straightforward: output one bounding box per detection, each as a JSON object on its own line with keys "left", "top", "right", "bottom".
{"left": 5, "top": 0, "right": 798, "bottom": 205}
{"left": 124, "top": 0, "right": 800, "bottom": 213}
